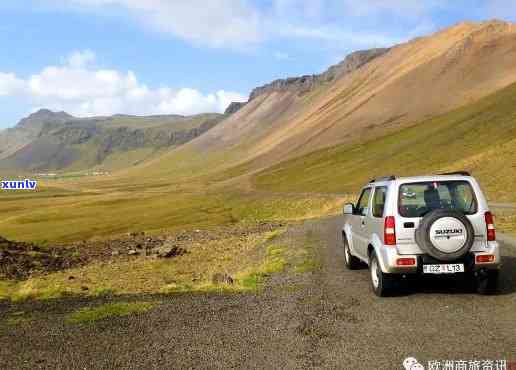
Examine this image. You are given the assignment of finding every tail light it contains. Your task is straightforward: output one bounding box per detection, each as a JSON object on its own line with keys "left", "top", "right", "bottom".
{"left": 476, "top": 254, "right": 495, "bottom": 263}
{"left": 384, "top": 216, "right": 396, "bottom": 246}
{"left": 396, "top": 258, "right": 416, "bottom": 266}
{"left": 485, "top": 212, "right": 496, "bottom": 241}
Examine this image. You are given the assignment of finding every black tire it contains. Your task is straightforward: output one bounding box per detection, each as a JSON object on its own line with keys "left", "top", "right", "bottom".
{"left": 369, "top": 252, "right": 396, "bottom": 297}
{"left": 415, "top": 209, "right": 474, "bottom": 261}
{"left": 342, "top": 233, "right": 362, "bottom": 270}
{"left": 476, "top": 270, "right": 499, "bottom": 295}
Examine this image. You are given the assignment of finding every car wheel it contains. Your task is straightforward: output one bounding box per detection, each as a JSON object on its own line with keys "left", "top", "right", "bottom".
{"left": 476, "top": 270, "right": 499, "bottom": 295}
{"left": 343, "top": 234, "right": 362, "bottom": 270}
{"left": 370, "top": 252, "right": 396, "bottom": 297}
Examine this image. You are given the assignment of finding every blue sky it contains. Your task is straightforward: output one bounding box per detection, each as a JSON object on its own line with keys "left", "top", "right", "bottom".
{"left": 0, "top": 0, "right": 515, "bottom": 128}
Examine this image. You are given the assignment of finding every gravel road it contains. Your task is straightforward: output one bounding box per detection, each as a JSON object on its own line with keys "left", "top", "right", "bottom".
{"left": 1, "top": 216, "right": 515, "bottom": 369}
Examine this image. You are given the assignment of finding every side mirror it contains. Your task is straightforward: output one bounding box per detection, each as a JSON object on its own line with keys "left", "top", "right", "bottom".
{"left": 343, "top": 203, "right": 354, "bottom": 215}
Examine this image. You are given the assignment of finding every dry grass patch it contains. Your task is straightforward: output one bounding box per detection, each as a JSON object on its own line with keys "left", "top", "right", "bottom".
{"left": 67, "top": 302, "right": 156, "bottom": 324}
{"left": 5, "top": 311, "right": 35, "bottom": 326}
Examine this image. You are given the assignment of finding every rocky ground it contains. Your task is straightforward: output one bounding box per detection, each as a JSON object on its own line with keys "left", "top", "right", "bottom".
{"left": 0, "top": 237, "right": 87, "bottom": 280}
{"left": 1, "top": 216, "right": 515, "bottom": 369}
{"left": 0, "top": 221, "right": 285, "bottom": 281}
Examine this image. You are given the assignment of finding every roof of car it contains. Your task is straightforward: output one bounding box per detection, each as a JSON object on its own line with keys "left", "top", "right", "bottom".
{"left": 368, "top": 172, "right": 473, "bottom": 185}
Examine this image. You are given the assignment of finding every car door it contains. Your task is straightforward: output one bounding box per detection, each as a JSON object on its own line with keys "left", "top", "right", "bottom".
{"left": 351, "top": 187, "right": 372, "bottom": 260}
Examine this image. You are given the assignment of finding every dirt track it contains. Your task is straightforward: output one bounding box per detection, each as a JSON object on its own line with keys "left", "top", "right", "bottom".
{"left": 1, "top": 216, "right": 515, "bottom": 369}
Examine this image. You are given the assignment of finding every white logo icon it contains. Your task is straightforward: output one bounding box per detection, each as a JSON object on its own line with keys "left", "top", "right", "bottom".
{"left": 403, "top": 357, "right": 425, "bottom": 370}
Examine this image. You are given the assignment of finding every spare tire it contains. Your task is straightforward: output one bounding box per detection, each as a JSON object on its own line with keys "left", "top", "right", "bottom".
{"left": 415, "top": 209, "right": 474, "bottom": 261}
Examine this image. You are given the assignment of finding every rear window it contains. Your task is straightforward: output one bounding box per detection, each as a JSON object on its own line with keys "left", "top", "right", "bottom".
{"left": 398, "top": 181, "right": 477, "bottom": 218}
{"left": 372, "top": 187, "right": 387, "bottom": 218}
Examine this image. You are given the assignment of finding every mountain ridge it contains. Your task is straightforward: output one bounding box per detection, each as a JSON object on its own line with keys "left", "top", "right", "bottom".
{"left": 248, "top": 48, "right": 390, "bottom": 101}
{"left": 0, "top": 109, "right": 225, "bottom": 172}
{"left": 223, "top": 48, "right": 389, "bottom": 114}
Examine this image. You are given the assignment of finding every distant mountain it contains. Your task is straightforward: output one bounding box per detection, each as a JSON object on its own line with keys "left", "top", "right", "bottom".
{"left": 0, "top": 109, "right": 225, "bottom": 173}
{"left": 0, "top": 109, "right": 74, "bottom": 161}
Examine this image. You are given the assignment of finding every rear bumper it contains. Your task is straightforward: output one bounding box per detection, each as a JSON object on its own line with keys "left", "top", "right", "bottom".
{"left": 378, "top": 242, "right": 501, "bottom": 274}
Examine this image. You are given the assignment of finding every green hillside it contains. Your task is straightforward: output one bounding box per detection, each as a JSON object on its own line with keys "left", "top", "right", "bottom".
{"left": 253, "top": 81, "right": 516, "bottom": 202}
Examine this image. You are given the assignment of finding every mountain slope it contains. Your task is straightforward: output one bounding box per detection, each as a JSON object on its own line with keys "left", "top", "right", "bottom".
{"left": 0, "top": 109, "right": 73, "bottom": 160}
{"left": 253, "top": 79, "right": 516, "bottom": 202}
{"left": 130, "top": 20, "right": 516, "bottom": 182}
{"left": 0, "top": 110, "right": 225, "bottom": 173}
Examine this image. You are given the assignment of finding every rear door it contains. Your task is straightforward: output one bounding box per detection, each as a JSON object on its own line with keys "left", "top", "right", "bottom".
{"left": 395, "top": 180, "right": 486, "bottom": 255}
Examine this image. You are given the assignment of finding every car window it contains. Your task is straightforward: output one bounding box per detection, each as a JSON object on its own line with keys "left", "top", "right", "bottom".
{"left": 398, "top": 181, "right": 477, "bottom": 218}
{"left": 372, "top": 187, "right": 387, "bottom": 218}
{"left": 356, "top": 188, "right": 372, "bottom": 216}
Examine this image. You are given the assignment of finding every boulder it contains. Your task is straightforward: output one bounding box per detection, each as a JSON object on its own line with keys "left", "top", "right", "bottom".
{"left": 211, "top": 273, "right": 234, "bottom": 285}
{"left": 155, "top": 244, "right": 187, "bottom": 258}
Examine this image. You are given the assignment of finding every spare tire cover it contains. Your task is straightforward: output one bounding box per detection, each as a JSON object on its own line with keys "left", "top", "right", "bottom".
{"left": 415, "top": 209, "right": 474, "bottom": 261}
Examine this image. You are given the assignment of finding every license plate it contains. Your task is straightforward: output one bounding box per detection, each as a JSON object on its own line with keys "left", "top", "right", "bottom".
{"left": 423, "top": 264, "right": 464, "bottom": 274}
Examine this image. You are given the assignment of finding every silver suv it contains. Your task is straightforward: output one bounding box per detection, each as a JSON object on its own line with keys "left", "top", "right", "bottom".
{"left": 341, "top": 172, "right": 501, "bottom": 297}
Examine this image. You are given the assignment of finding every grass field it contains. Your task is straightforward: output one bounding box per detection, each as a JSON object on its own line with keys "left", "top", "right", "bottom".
{"left": 0, "top": 179, "right": 346, "bottom": 243}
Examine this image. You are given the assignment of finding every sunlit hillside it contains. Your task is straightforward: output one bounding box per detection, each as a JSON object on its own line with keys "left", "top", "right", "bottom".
{"left": 254, "top": 80, "right": 516, "bottom": 202}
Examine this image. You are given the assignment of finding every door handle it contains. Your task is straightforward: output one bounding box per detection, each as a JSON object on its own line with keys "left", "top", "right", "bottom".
{"left": 361, "top": 220, "right": 366, "bottom": 226}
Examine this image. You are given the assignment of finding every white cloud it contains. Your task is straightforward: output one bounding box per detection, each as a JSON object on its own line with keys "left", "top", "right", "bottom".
{"left": 43, "top": 0, "right": 444, "bottom": 50}
{"left": 67, "top": 0, "right": 262, "bottom": 49}
{"left": 278, "top": 24, "right": 404, "bottom": 47}
{"left": 335, "top": 0, "right": 445, "bottom": 18}
{"left": 156, "top": 88, "right": 244, "bottom": 116}
{"left": 0, "top": 73, "right": 25, "bottom": 96}
{"left": 0, "top": 50, "right": 246, "bottom": 117}
{"left": 268, "top": 0, "right": 445, "bottom": 47}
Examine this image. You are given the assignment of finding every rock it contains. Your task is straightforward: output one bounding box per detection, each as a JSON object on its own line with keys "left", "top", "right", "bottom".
{"left": 156, "top": 244, "right": 187, "bottom": 258}
{"left": 224, "top": 101, "right": 246, "bottom": 115}
{"left": 81, "top": 286, "right": 89, "bottom": 291}
{"left": 111, "top": 250, "right": 120, "bottom": 256}
{"left": 211, "top": 273, "right": 234, "bottom": 285}
{"left": 68, "top": 276, "right": 75, "bottom": 280}
{"left": 128, "top": 249, "right": 139, "bottom": 256}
